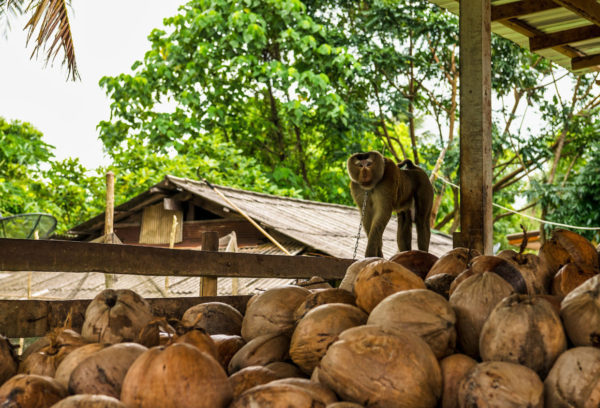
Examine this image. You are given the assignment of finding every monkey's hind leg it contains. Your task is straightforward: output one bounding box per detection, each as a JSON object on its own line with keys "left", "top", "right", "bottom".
{"left": 414, "top": 191, "right": 432, "bottom": 252}
{"left": 397, "top": 210, "right": 412, "bottom": 252}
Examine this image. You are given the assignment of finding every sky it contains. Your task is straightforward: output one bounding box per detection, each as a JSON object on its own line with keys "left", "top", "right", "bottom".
{"left": 0, "top": 1, "right": 186, "bottom": 170}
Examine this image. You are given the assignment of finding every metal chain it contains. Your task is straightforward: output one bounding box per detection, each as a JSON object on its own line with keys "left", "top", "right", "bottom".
{"left": 352, "top": 191, "right": 369, "bottom": 260}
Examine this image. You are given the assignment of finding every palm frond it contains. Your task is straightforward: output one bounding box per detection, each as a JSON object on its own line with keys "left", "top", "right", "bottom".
{"left": 25, "top": 0, "right": 79, "bottom": 80}
{"left": 0, "top": 0, "right": 25, "bottom": 38}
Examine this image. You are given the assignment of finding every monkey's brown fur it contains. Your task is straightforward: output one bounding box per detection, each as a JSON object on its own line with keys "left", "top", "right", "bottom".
{"left": 347, "top": 151, "right": 434, "bottom": 257}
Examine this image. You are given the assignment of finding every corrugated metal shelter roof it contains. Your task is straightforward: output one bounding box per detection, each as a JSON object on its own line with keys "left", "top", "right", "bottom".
{"left": 429, "top": 0, "right": 600, "bottom": 72}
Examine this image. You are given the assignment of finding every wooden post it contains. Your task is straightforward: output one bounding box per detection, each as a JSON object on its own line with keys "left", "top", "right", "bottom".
{"left": 105, "top": 172, "right": 115, "bottom": 288}
{"left": 200, "top": 231, "right": 219, "bottom": 296}
{"left": 455, "top": 0, "right": 493, "bottom": 255}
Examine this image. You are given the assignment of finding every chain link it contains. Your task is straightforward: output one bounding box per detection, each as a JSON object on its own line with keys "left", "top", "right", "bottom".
{"left": 352, "top": 191, "right": 369, "bottom": 260}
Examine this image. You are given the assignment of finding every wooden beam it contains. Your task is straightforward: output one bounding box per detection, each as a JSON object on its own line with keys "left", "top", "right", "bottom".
{"left": 492, "top": 0, "right": 561, "bottom": 21}
{"left": 200, "top": 232, "right": 219, "bottom": 296}
{"left": 553, "top": 0, "right": 600, "bottom": 27}
{"left": 0, "top": 239, "right": 351, "bottom": 280}
{"left": 530, "top": 24, "right": 600, "bottom": 51}
{"left": 0, "top": 295, "right": 251, "bottom": 338}
{"left": 457, "top": 0, "right": 493, "bottom": 254}
{"left": 572, "top": 53, "right": 600, "bottom": 70}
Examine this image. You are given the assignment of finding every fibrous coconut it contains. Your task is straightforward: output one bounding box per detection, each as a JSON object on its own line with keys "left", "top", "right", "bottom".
{"left": 0, "top": 334, "right": 18, "bottom": 385}
{"left": 439, "top": 354, "right": 477, "bottom": 408}
{"left": 389, "top": 250, "right": 439, "bottom": 279}
{"left": 49, "top": 394, "right": 127, "bottom": 408}
{"left": 560, "top": 274, "right": 600, "bottom": 347}
{"left": 338, "top": 258, "right": 381, "bottom": 292}
{"left": 0, "top": 374, "right": 67, "bottom": 407}
{"left": 293, "top": 289, "right": 356, "bottom": 321}
{"left": 228, "top": 366, "right": 281, "bottom": 399}
{"left": 228, "top": 333, "right": 290, "bottom": 375}
{"left": 181, "top": 302, "right": 243, "bottom": 336}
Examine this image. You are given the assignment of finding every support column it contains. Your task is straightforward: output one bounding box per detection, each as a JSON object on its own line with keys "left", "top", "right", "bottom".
{"left": 454, "top": 0, "right": 493, "bottom": 254}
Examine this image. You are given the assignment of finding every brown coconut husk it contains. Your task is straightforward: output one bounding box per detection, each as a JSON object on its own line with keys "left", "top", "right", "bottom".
{"left": 552, "top": 262, "right": 595, "bottom": 298}
{"left": 19, "top": 327, "right": 88, "bottom": 377}
{"left": 297, "top": 276, "right": 333, "bottom": 290}
{"left": 228, "top": 366, "right": 281, "bottom": 399}
{"left": 560, "top": 274, "right": 600, "bottom": 347}
{"left": 173, "top": 328, "right": 219, "bottom": 361}
{"left": 479, "top": 294, "right": 566, "bottom": 378}
{"left": 338, "top": 257, "right": 381, "bottom": 292}
{"left": 181, "top": 302, "right": 243, "bottom": 336}
{"left": 326, "top": 403, "right": 364, "bottom": 408}
{"left": 268, "top": 378, "right": 337, "bottom": 405}
{"left": 54, "top": 343, "right": 107, "bottom": 389}
{"left": 319, "top": 326, "right": 441, "bottom": 408}
{"left": 353, "top": 259, "right": 426, "bottom": 313}
{"left": 389, "top": 250, "right": 439, "bottom": 279}
{"left": 293, "top": 289, "right": 356, "bottom": 321}
{"left": 21, "top": 336, "right": 50, "bottom": 361}
{"left": 290, "top": 304, "right": 367, "bottom": 374}
{"left": 69, "top": 342, "right": 147, "bottom": 398}
{"left": 458, "top": 361, "right": 543, "bottom": 407}
{"left": 367, "top": 289, "right": 456, "bottom": 359}
{"left": 0, "top": 334, "right": 18, "bottom": 385}
{"left": 230, "top": 383, "right": 327, "bottom": 408}
{"left": 426, "top": 247, "right": 481, "bottom": 279}
{"left": 540, "top": 229, "right": 600, "bottom": 276}
{"left": 544, "top": 347, "right": 600, "bottom": 408}
{"left": 0, "top": 374, "right": 67, "bottom": 407}
{"left": 449, "top": 272, "right": 514, "bottom": 358}
{"left": 425, "top": 273, "right": 455, "bottom": 299}
{"left": 440, "top": 354, "right": 477, "bottom": 408}
{"left": 211, "top": 334, "right": 245, "bottom": 368}
{"left": 81, "top": 289, "right": 153, "bottom": 344}
{"left": 121, "top": 343, "right": 232, "bottom": 408}
{"left": 50, "top": 394, "right": 127, "bottom": 407}
{"left": 449, "top": 255, "right": 528, "bottom": 296}
{"left": 241, "top": 286, "right": 310, "bottom": 341}
{"left": 264, "top": 361, "right": 306, "bottom": 379}
{"left": 228, "top": 333, "right": 290, "bottom": 375}
{"left": 136, "top": 317, "right": 176, "bottom": 347}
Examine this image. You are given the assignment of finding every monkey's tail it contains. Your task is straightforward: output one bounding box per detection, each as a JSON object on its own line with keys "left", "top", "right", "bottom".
{"left": 397, "top": 159, "right": 417, "bottom": 169}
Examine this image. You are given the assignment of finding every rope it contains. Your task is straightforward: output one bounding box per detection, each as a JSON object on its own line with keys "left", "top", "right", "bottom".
{"left": 435, "top": 174, "right": 600, "bottom": 231}
{"left": 353, "top": 191, "right": 369, "bottom": 260}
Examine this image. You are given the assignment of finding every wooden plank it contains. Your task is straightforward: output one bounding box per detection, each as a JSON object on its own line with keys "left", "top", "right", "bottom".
{"left": 553, "top": 0, "right": 600, "bottom": 27}
{"left": 0, "top": 295, "right": 251, "bottom": 338}
{"left": 572, "top": 53, "right": 600, "bottom": 70}
{"left": 0, "top": 239, "right": 352, "bottom": 279}
{"left": 530, "top": 24, "right": 600, "bottom": 51}
{"left": 492, "top": 0, "right": 561, "bottom": 21}
{"left": 458, "top": 0, "right": 493, "bottom": 254}
{"left": 200, "top": 232, "right": 219, "bottom": 296}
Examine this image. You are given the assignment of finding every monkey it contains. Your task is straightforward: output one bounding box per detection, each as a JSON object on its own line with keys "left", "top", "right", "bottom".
{"left": 347, "top": 151, "right": 434, "bottom": 258}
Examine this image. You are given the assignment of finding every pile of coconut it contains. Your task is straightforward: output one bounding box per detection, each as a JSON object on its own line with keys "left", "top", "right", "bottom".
{"left": 0, "top": 227, "right": 599, "bottom": 407}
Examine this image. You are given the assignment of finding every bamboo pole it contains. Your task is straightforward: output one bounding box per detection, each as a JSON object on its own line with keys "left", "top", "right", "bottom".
{"left": 165, "top": 214, "right": 178, "bottom": 294}
{"left": 105, "top": 172, "right": 115, "bottom": 288}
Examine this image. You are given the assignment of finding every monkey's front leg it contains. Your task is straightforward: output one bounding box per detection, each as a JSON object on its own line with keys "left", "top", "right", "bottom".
{"left": 364, "top": 208, "right": 392, "bottom": 258}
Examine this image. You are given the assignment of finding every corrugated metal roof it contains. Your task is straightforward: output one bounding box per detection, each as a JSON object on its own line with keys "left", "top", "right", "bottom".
{"left": 429, "top": 0, "right": 600, "bottom": 72}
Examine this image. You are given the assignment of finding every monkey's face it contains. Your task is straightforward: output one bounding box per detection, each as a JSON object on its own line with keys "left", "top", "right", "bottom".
{"left": 348, "top": 151, "right": 385, "bottom": 190}
{"left": 356, "top": 158, "right": 375, "bottom": 186}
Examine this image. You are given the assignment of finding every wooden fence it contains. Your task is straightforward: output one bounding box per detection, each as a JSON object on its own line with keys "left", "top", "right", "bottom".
{"left": 0, "top": 238, "right": 353, "bottom": 337}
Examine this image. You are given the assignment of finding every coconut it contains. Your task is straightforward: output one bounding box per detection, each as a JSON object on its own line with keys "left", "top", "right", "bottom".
{"left": 367, "top": 289, "right": 456, "bottom": 359}
{"left": 552, "top": 262, "right": 595, "bottom": 298}
{"left": 228, "top": 333, "right": 290, "bottom": 375}
{"left": 211, "top": 334, "right": 245, "bottom": 368}
{"left": 426, "top": 247, "right": 480, "bottom": 279}
{"left": 301, "top": 276, "right": 333, "bottom": 290}
{"left": 290, "top": 304, "right": 367, "bottom": 374}
{"left": 497, "top": 249, "right": 549, "bottom": 294}
{"left": 0, "top": 334, "right": 18, "bottom": 385}
{"left": 269, "top": 378, "right": 337, "bottom": 404}
{"left": 136, "top": 318, "right": 176, "bottom": 347}
{"left": 121, "top": 343, "right": 232, "bottom": 408}
{"left": 264, "top": 361, "right": 306, "bottom": 379}
{"left": 353, "top": 259, "right": 426, "bottom": 313}
{"left": 319, "top": 325, "right": 441, "bottom": 408}
{"left": 540, "top": 229, "right": 600, "bottom": 278}
{"left": 181, "top": 302, "right": 243, "bottom": 336}
{"left": 241, "top": 286, "right": 310, "bottom": 341}
{"left": 479, "top": 294, "right": 566, "bottom": 378}
{"left": 440, "top": 354, "right": 477, "bottom": 408}
{"left": 229, "top": 366, "right": 281, "bottom": 399}
{"left": 81, "top": 289, "right": 153, "bottom": 344}
{"left": 424, "top": 273, "right": 455, "bottom": 299}
{"left": 326, "top": 403, "right": 363, "bottom": 408}
{"left": 449, "top": 255, "right": 528, "bottom": 296}
{"left": 19, "top": 328, "right": 88, "bottom": 377}
{"left": 21, "top": 336, "right": 50, "bottom": 361}
{"left": 544, "top": 347, "right": 600, "bottom": 408}
{"left": 69, "top": 342, "right": 147, "bottom": 398}
{"left": 560, "top": 274, "right": 600, "bottom": 347}
{"left": 449, "top": 272, "right": 514, "bottom": 358}
{"left": 50, "top": 394, "right": 127, "bottom": 408}
{"left": 173, "top": 329, "right": 219, "bottom": 361}
{"left": 0, "top": 374, "right": 67, "bottom": 407}
{"left": 230, "top": 382, "right": 328, "bottom": 408}
{"left": 54, "top": 343, "right": 107, "bottom": 389}
{"left": 458, "top": 361, "right": 543, "bottom": 407}
{"left": 338, "top": 257, "right": 381, "bottom": 292}
{"left": 293, "top": 289, "right": 356, "bottom": 321}
{"left": 390, "top": 250, "right": 439, "bottom": 279}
